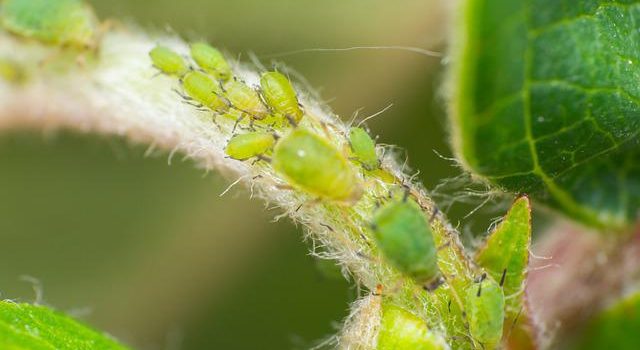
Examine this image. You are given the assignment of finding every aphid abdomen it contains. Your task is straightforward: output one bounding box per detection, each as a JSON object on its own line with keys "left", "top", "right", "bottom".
{"left": 223, "top": 80, "right": 269, "bottom": 119}
{"left": 182, "top": 71, "right": 228, "bottom": 112}
{"left": 1, "top": 0, "right": 98, "bottom": 48}
{"left": 260, "top": 71, "right": 303, "bottom": 123}
{"left": 464, "top": 277, "right": 505, "bottom": 349}
{"left": 371, "top": 199, "right": 438, "bottom": 283}
{"left": 149, "top": 45, "right": 188, "bottom": 77}
{"left": 272, "top": 129, "right": 363, "bottom": 203}
{"left": 349, "top": 127, "right": 379, "bottom": 170}
{"left": 225, "top": 132, "right": 276, "bottom": 160}
{"left": 190, "top": 42, "right": 232, "bottom": 81}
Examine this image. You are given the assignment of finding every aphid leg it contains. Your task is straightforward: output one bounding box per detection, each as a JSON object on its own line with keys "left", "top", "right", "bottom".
{"left": 448, "top": 299, "right": 452, "bottom": 313}
{"left": 437, "top": 240, "right": 451, "bottom": 251}
{"left": 256, "top": 154, "right": 272, "bottom": 163}
{"left": 232, "top": 114, "right": 246, "bottom": 133}
{"left": 476, "top": 283, "right": 483, "bottom": 297}
{"left": 275, "top": 183, "right": 294, "bottom": 191}
{"left": 429, "top": 206, "right": 440, "bottom": 223}
{"left": 285, "top": 114, "right": 298, "bottom": 127}
{"left": 402, "top": 187, "right": 410, "bottom": 202}
{"left": 319, "top": 223, "right": 335, "bottom": 232}
{"left": 423, "top": 276, "right": 445, "bottom": 292}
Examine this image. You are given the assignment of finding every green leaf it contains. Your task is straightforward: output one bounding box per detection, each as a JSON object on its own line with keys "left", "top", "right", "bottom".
{"left": 476, "top": 196, "right": 531, "bottom": 310}
{"left": 450, "top": 0, "right": 640, "bottom": 229}
{"left": 476, "top": 196, "right": 534, "bottom": 349}
{"left": 573, "top": 291, "right": 640, "bottom": 349}
{"left": 0, "top": 301, "right": 129, "bottom": 350}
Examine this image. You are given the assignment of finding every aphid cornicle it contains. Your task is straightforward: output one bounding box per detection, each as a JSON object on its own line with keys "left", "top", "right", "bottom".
{"left": 377, "top": 302, "right": 447, "bottom": 350}
{"left": 223, "top": 80, "right": 269, "bottom": 119}
{"left": 259, "top": 71, "right": 304, "bottom": 124}
{"left": 371, "top": 198, "right": 439, "bottom": 283}
{"left": 349, "top": 127, "right": 379, "bottom": 170}
{"left": 190, "top": 42, "right": 232, "bottom": 81}
{"left": 0, "top": 0, "right": 99, "bottom": 48}
{"left": 271, "top": 129, "right": 363, "bottom": 204}
{"left": 225, "top": 132, "right": 276, "bottom": 160}
{"left": 464, "top": 275, "right": 505, "bottom": 349}
{"left": 181, "top": 71, "right": 228, "bottom": 112}
{"left": 149, "top": 45, "right": 188, "bottom": 77}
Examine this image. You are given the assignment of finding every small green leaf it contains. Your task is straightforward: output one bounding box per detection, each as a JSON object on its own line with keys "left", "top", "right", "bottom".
{"left": 574, "top": 291, "right": 640, "bottom": 350}
{"left": 476, "top": 196, "right": 531, "bottom": 310}
{"left": 475, "top": 196, "right": 534, "bottom": 349}
{"left": 450, "top": 0, "right": 640, "bottom": 229}
{"left": 0, "top": 301, "right": 129, "bottom": 350}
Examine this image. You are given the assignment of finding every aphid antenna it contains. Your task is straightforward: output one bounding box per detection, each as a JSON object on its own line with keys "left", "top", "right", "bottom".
{"left": 247, "top": 51, "right": 267, "bottom": 71}
{"left": 347, "top": 106, "right": 365, "bottom": 127}
{"left": 262, "top": 46, "right": 443, "bottom": 59}
{"left": 505, "top": 306, "right": 524, "bottom": 341}
{"left": 448, "top": 299, "right": 452, "bottom": 313}
{"left": 356, "top": 103, "right": 394, "bottom": 128}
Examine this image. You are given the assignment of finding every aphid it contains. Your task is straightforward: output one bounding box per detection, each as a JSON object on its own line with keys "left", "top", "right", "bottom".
{"left": 271, "top": 128, "right": 363, "bottom": 203}
{"left": 225, "top": 132, "right": 276, "bottom": 160}
{"left": 149, "top": 45, "right": 188, "bottom": 77}
{"left": 190, "top": 42, "right": 232, "bottom": 81}
{"left": 181, "top": 71, "right": 228, "bottom": 112}
{"left": 370, "top": 198, "right": 438, "bottom": 283}
{"left": 259, "top": 71, "right": 303, "bottom": 124}
{"left": 464, "top": 274, "right": 505, "bottom": 349}
{"left": 0, "top": 0, "right": 99, "bottom": 48}
{"left": 377, "top": 301, "right": 448, "bottom": 350}
{"left": 223, "top": 80, "right": 269, "bottom": 120}
{"left": 349, "top": 127, "right": 379, "bottom": 170}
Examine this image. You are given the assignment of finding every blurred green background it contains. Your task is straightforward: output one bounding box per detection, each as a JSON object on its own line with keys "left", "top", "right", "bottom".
{"left": 0, "top": 1, "right": 460, "bottom": 349}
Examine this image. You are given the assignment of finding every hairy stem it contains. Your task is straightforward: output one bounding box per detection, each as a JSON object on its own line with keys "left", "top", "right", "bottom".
{"left": 0, "top": 26, "right": 476, "bottom": 348}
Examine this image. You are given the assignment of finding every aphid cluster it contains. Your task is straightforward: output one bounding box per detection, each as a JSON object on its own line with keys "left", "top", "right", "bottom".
{"left": 150, "top": 40, "right": 507, "bottom": 348}
{"left": 148, "top": 41, "right": 378, "bottom": 206}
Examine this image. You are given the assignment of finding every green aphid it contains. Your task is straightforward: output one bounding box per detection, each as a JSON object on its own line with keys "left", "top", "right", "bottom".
{"left": 272, "top": 129, "right": 363, "bottom": 204}
{"left": 377, "top": 302, "right": 448, "bottom": 350}
{"left": 464, "top": 275, "right": 505, "bottom": 349}
{"left": 223, "top": 80, "right": 269, "bottom": 120}
{"left": 259, "top": 71, "right": 303, "bottom": 124}
{"left": 349, "top": 127, "right": 379, "bottom": 170}
{"left": 149, "top": 45, "right": 188, "bottom": 77}
{"left": 371, "top": 198, "right": 438, "bottom": 283}
{"left": 190, "top": 42, "right": 232, "bottom": 81}
{"left": 0, "top": 0, "right": 98, "bottom": 48}
{"left": 225, "top": 132, "right": 276, "bottom": 161}
{"left": 182, "top": 71, "right": 228, "bottom": 113}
